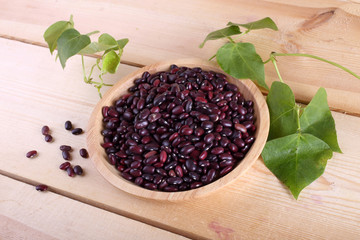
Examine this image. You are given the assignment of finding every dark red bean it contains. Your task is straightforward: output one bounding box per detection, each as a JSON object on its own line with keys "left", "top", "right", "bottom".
{"left": 134, "top": 177, "right": 144, "bottom": 186}
{"left": 167, "top": 177, "right": 183, "bottom": 185}
{"left": 131, "top": 161, "right": 142, "bottom": 169}
{"left": 26, "top": 150, "right": 38, "bottom": 158}
{"left": 72, "top": 128, "right": 83, "bottom": 135}
{"left": 201, "top": 121, "right": 214, "bottom": 130}
{"left": 144, "top": 183, "right": 157, "bottom": 190}
{"left": 234, "top": 138, "right": 245, "bottom": 148}
{"left": 135, "top": 120, "right": 149, "bottom": 129}
{"left": 121, "top": 172, "right": 133, "bottom": 181}
{"left": 211, "top": 147, "right": 224, "bottom": 155}
{"left": 59, "top": 162, "right": 71, "bottom": 170}
{"left": 172, "top": 105, "right": 185, "bottom": 115}
{"left": 199, "top": 151, "right": 208, "bottom": 161}
{"left": 79, "top": 148, "right": 88, "bottom": 158}
{"left": 194, "top": 128, "right": 204, "bottom": 137}
{"left": 65, "top": 120, "right": 73, "bottom": 130}
{"left": 144, "top": 151, "right": 157, "bottom": 158}
{"left": 185, "top": 159, "right": 197, "bottom": 172}
{"left": 144, "top": 155, "right": 159, "bottom": 165}
{"left": 160, "top": 150, "right": 167, "bottom": 163}
{"left": 180, "top": 145, "right": 195, "bottom": 155}
{"left": 190, "top": 182, "right": 203, "bottom": 189}
{"left": 44, "top": 134, "right": 53, "bottom": 142}
{"left": 67, "top": 166, "right": 75, "bottom": 177}
{"left": 35, "top": 184, "right": 48, "bottom": 192}
{"left": 235, "top": 123, "right": 247, "bottom": 133}
{"left": 175, "top": 165, "right": 183, "bottom": 177}
{"left": 143, "top": 165, "right": 155, "bottom": 174}
{"left": 73, "top": 165, "right": 83, "bottom": 175}
{"left": 204, "top": 133, "right": 215, "bottom": 144}
{"left": 163, "top": 186, "right": 179, "bottom": 192}
{"left": 148, "top": 113, "right": 161, "bottom": 123}
{"left": 129, "top": 145, "right": 143, "bottom": 155}
{"left": 180, "top": 127, "right": 193, "bottom": 136}
{"left": 62, "top": 151, "right": 71, "bottom": 160}
{"left": 41, "top": 126, "right": 50, "bottom": 135}
{"left": 245, "top": 136, "right": 255, "bottom": 144}
{"left": 220, "top": 165, "right": 233, "bottom": 176}
{"left": 130, "top": 169, "right": 142, "bottom": 177}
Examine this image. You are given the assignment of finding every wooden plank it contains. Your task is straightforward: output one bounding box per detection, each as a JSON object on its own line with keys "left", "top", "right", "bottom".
{"left": 0, "top": 175, "right": 189, "bottom": 240}
{"left": 1, "top": 0, "right": 360, "bottom": 114}
{"left": 1, "top": 38, "right": 360, "bottom": 239}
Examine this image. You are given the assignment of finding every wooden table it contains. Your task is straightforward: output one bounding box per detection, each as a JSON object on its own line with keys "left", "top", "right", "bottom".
{"left": 1, "top": 1, "right": 359, "bottom": 239}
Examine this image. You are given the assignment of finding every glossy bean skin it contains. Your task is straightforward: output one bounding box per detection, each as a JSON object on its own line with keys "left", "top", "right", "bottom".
{"left": 101, "top": 65, "right": 257, "bottom": 192}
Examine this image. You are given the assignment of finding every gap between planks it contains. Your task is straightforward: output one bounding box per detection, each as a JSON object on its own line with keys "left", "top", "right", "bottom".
{"left": 0, "top": 34, "right": 145, "bottom": 68}
{"left": 0, "top": 170, "right": 207, "bottom": 240}
{"left": 1, "top": 33, "right": 359, "bottom": 118}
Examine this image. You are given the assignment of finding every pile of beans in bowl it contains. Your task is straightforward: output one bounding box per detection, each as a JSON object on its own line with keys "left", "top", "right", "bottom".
{"left": 101, "top": 65, "right": 256, "bottom": 192}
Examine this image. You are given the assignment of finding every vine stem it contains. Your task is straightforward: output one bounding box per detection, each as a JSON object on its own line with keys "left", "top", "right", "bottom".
{"left": 272, "top": 53, "right": 360, "bottom": 80}
{"left": 270, "top": 56, "right": 284, "bottom": 83}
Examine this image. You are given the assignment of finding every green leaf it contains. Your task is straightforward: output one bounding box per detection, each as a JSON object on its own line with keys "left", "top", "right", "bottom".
{"left": 199, "top": 26, "right": 241, "bottom": 48}
{"left": 227, "top": 17, "right": 278, "bottom": 31}
{"left": 117, "top": 38, "right": 129, "bottom": 49}
{"left": 57, "top": 29, "right": 91, "bottom": 68}
{"left": 43, "top": 15, "right": 74, "bottom": 54}
{"left": 216, "top": 42, "right": 268, "bottom": 90}
{"left": 266, "top": 82, "right": 298, "bottom": 140}
{"left": 102, "top": 50, "right": 120, "bottom": 74}
{"left": 99, "top": 33, "right": 118, "bottom": 47}
{"left": 262, "top": 133, "right": 333, "bottom": 199}
{"left": 300, "top": 88, "right": 342, "bottom": 153}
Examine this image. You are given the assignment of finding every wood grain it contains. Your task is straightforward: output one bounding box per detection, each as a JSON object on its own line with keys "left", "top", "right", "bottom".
{"left": 1, "top": 0, "right": 360, "bottom": 114}
{"left": 0, "top": 175, "right": 189, "bottom": 240}
{"left": 0, "top": 37, "right": 359, "bottom": 239}
{"left": 87, "top": 58, "right": 269, "bottom": 201}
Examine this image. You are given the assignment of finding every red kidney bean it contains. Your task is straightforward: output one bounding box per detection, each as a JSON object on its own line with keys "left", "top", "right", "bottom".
{"left": 190, "top": 182, "right": 203, "bottom": 189}
{"left": 35, "top": 184, "right": 48, "bottom": 192}
{"left": 185, "top": 160, "right": 197, "bottom": 172}
{"left": 129, "top": 145, "right": 143, "bottom": 155}
{"left": 201, "top": 121, "right": 214, "bottom": 130}
{"left": 130, "top": 169, "right": 142, "bottom": 177}
{"left": 175, "top": 165, "right": 183, "bottom": 177}
{"left": 71, "top": 128, "right": 83, "bottom": 135}
{"left": 44, "top": 134, "right": 53, "bottom": 142}
{"left": 65, "top": 121, "right": 73, "bottom": 130}
{"left": 245, "top": 136, "right": 255, "bottom": 144}
{"left": 60, "top": 145, "right": 72, "bottom": 151}
{"left": 26, "top": 150, "right": 37, "bottom": 158}
{"left": 59, "top": 162, "right": 71, "bottom": 170}
{"left": 211, "top": 147, "right": 224, "bottom": 155}
{"left": 41, "top": 126, "right": 50, "bottom": 135}
{"left": 79, "top": 148, "right": 88, "bottom": 158}
{"left": 144, "top": 155, "right": 158, "bottom": 165}
{"left": 134, "top": 177, "right": 144, "bottom": 186}
{"left": 198, "top": 151, "right": 208, "bottom": 161}
{"left": 143, "top": 165, "right": 155, "bottom": 174}
{"left": 73, "top": 165, "right": 83, "bottom": 175}
{"left": 159, "top": 150, "right": 167, "bottom": 163}
{"left": 62, "top": 151, "right": 71, "bottom": 160}
{"left": 204, "top": 133, "right": 215, "bottom": 144}
{"left": 220, "top": 165, "right": 233, "bottom": 176}
{"left": 180, "top": 145, "right": 195, "bottom": 155}
{"left": 67, "top": 166, "right": 75, "bottom": 177}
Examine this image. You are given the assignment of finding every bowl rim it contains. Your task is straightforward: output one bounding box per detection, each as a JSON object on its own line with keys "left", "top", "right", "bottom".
{"left": 86, "top": 58, "right": 269, "bottom": 201}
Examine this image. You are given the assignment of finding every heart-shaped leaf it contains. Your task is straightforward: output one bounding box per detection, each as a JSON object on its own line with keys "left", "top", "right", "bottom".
{"left": 117, "top": 38, "right": 129, "bottom": 49}
{"left": 199, "top": 26, "right": 241, "bottom": 48}
{"left": 57, "top": 29, "right": 91, "bottom": 68}
{"left": 216, "top": 42, "right": 268, "bottom": 89}
{"left": 262, "top": 133, "right": 333, "bottom": 199}
{"left": 300, "top": 88, "right": 341, "bottom": 153}
{"left": 227, "top": 17, "right": 278, "bottom": 31}
{"left": 102, "top": 50, "right": 120, "bottom": 74}
{"left": 267, "top": 81, "right": 299, "bottom": 140}
{"left": 43, "top": 15, "right": 74, "bottom": 54}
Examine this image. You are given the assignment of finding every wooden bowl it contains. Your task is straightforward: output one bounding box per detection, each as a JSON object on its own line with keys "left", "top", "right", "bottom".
{"left": 87, "top": 58, "right": 269, "bottom": 201}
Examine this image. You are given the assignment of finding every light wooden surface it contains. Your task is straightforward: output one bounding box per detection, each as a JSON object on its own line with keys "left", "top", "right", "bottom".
{"left": 87, "top": 58, "right": 269, "bottom": 201}
{"left": 1, "top": 38, "right": 359, "bottom": 239}
{"left": 0, "top": 175, "right": 189, "bottom": 240}
{"left": 1, "top": 1, "right": 360, "bottom": 239}
{"left": 1, "top": 0, "right": 360, "bottom": 114}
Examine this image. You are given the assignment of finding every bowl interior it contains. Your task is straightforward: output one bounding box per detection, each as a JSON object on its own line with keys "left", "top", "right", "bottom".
{"left": 87, "top": 58, "right": 269, "bottom": 201}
